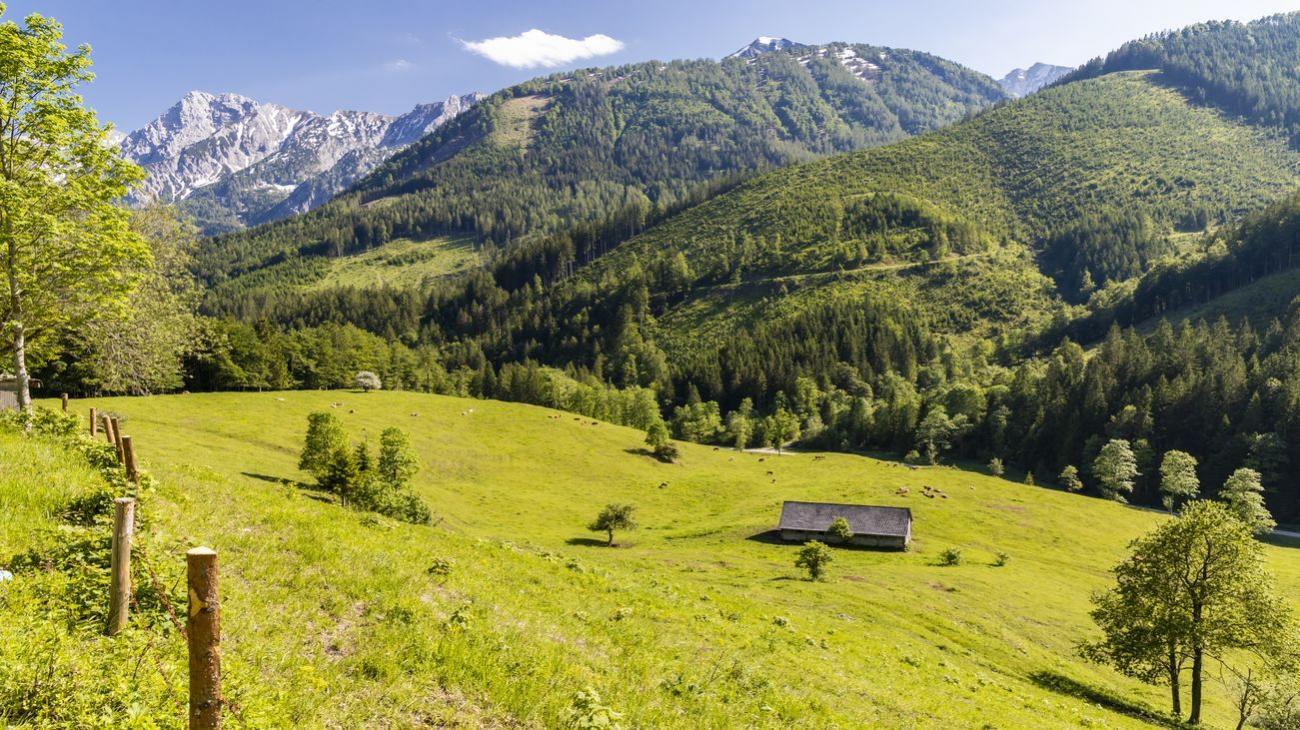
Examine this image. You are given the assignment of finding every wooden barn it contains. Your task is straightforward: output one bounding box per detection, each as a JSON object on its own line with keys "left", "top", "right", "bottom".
{"left": 778, "top": 501, "right": 912, "bottom": 549}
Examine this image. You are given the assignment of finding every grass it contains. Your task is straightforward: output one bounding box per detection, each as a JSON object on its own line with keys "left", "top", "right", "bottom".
{"left": 308, "top": 235, "right": 481, "bottom": 291}
{"left": 9, "top": 390, "right": 1300, "bottom": 727}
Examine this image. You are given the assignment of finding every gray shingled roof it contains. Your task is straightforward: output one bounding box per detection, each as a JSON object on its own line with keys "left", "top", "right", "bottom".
{"left": 778, "top": 501, "right": 911, "bottom": 537}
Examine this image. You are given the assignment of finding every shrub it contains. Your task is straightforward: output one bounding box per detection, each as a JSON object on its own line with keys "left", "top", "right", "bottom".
{"left": 828, "top": 516, "right": 853, "bottom": 543}
{"left": 993, "top": 551, "right": 1010, "bottom": 567}
{"left": 795, "top": 541, "right": 833, "bottom": 581}
{"left": 564, "top": 687, "right": 623, "bottom": 729}
{"left": 988, "top": 457, "right": 1004, "bottom": 477}
{"left": 939, "top": 547, "right": 963, "bottom": 566}
{"left": 377, "top": 490, "right": 432, "bottom": 525}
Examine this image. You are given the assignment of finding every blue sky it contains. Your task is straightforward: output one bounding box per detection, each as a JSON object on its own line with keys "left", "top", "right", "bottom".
{"left": 8, "top": 0, "right": 1299, "bottom": 131}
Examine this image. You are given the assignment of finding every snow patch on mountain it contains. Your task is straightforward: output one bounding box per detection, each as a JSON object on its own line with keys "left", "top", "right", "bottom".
{"left": 119, "top": 90, "right": 483, "bottom": 232}
{"left": 727, "top": 37, "right": 800, "bottom": 59}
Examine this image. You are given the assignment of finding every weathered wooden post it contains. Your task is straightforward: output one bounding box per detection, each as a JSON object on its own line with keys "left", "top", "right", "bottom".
{"left": 187, "top": 547, "right": 221, "bottom": 729}
{"left": 90, "top": 407, "right": 99, "bottom": 437}
{"left": 106, "top": 497, "right": 135, "bottom": 636}
{"left": 111, "top": 416, "right": 125, "bottom": 464}
{"left": 123, "top": 435, "right": 139, "bottom": 484}
{"left": 102, "top": 414, "right": 115, "bottom": 445}
{"left": 61, "top": 393, "right": 68, "bottom": 413}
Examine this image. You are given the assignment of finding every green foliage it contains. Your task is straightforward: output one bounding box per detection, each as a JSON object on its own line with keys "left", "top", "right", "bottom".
{"left": 644, "top": 421, "right": 678, "bottom": 463}
{"left": 795, "top": 540, "right": 833, "bottom": 581}
{"left": 563, "top": 687, "right": 623, "bottom": 730}
{"left": 1220, "top": 467, "right": 1275, "bottom": 536}
{"left": 378, "top": 427, "right": 420, "bottom": 488}
{"left": 588, "top": 503, "right": 636, "bottom": 546}
{"left": 828, "top": 516, "right": 853, "bottom": 543}
{"left": 299, "top": 411, "right": 347, "bottom": 480}
{"left": 988, "top": 457, "right": 1004, "bottom": 477}
{"left": 0, "top": 6, "right": 147, "bottom": 410}
{"left": 1082, "top": 500, "right": 1291, "bottom": 724}
{"left": 1093, "top": 440, "right": 1139, "bottom": 503}
{"left": 939, "top": 547, "right": 963, "bottom": 566}
{"left": 1059, "top": 465, "right": 1084, "bottom": 493}
{"left": 671, "top": 401, "right": 723, "bottom": 443}
{"left": 993, "top": 551, "right": 1010, "bottom": 567}
{"left": 1158, "top": 450, "right": 1199, "bottom": 512}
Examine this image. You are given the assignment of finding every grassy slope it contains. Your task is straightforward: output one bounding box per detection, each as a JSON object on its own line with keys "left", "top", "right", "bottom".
{"left": 18, "top": 390, "right": 1293, "bottom": 728}
{"left": 580, "top": 71, "right": 1300, "bottom": 360}
{"left": 307, "top": 236, "right": 481, "bottom": 292}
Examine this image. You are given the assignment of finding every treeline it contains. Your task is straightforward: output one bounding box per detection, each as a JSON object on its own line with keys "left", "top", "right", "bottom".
{"left": 1063, "top": 12, "right": 1300, "bottom": 135}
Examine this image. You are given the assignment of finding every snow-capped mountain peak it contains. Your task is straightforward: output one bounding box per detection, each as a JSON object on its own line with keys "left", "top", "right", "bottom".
{"left": 998, "top": 62, "right": 1072, "bottom": 98}
{"left": 119, "top": 91, "right": 482, "bottom": 233}
{"left": 727, "top": 37, "right": 800, "bottom": 59}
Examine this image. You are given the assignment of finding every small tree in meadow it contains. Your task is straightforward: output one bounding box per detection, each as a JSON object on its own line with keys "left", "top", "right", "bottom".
{"left": 318, "top": 446, "right": 361, "bottom": 505}
{"left": 1221, "top": 467, "right": 1275, "bottom": 536}
{"left": 300, "top": 412, "right": 348, "bottom": 480}
{"left": 378, "top": 427, "right": 419, "bottom": 487}
{"left": 1059, "top": 465, "right": 1083, "bottom": 492}
{"left": 828, "top": 516, "right": 853, "bottom": 543}
{"left": 354, "top": 370, "right": 382, "bottom": 392}
{"left": 589, "top": 503, "right": 637, "bottom": 546}
{"left": 988, "top": 457, "right": 1005, "bottom": 477}
{"left": 645, "top": 420, "right": 678, "bottom": 462}
{"left": 795, "top": 541, "right": 833, "bottom": 581}
{"left": 1093, "top": 439, "right": 1139, "bottom": 502}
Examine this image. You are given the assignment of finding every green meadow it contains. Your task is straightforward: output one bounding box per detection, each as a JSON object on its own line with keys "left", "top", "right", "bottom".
{"left": 6, "top": 390, "right": 1299, "bottom": 727}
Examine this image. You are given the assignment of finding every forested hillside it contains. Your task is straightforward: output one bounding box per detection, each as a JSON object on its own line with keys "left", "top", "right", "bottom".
{"left": 1064, "top": 12, "right": 1300, "bottom": 134}
{"left": 195, "top": 43, "right": 1005, "bottom": 290}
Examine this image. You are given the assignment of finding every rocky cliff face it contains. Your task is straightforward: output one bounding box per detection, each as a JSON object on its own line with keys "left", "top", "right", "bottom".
{"left": 998, "top": 63, "right": 1072, "bottom": 98}
{"left": 119, "top": 91, "right": 483, "bottom": 233}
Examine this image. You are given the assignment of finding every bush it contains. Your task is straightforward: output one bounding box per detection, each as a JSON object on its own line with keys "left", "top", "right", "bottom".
{"left": 993, "top": 551, "right": 1010, "bottom": 567}
{"left": 377, "top": 490, "right": 432, "bottom": 525}
{"left": 795, "top": 541, "right": 833, "bottom": 581}
{"left": 939, "top": 547, "right": 963, "bottom": 566}
{"left": 988, "top": 457, "right": 1004, "bottom": 477}
{"left": 589, "top": 503, "right": 637, "bottom": 546}
{"left": 828, "top": 516, "right": 853, "bottom": 542}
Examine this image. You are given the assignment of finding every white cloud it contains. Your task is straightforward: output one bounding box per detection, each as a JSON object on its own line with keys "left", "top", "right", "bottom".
{"left": 383, "top": 59, "right": 415, "bottom": 73}
{"left": 461, "top": 29, "right": 624, "bottom": 69}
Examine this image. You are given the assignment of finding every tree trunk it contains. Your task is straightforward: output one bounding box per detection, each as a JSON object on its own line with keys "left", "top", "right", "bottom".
{"left": 11, "top": 321, "right": 30, "bottom": 414}
{"left": 606, "top": 529, "right": 614, "bottom": 546}
{"left": 1167, "top": 648, "right": 1182, "bottom": 719}
{"left": 1189, "top": 646, "right": 1203, "bottom": 724}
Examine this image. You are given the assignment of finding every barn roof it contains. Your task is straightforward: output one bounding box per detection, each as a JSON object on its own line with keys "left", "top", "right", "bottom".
{"left": 778, "top": 501, "right": 911, "bottom": 537}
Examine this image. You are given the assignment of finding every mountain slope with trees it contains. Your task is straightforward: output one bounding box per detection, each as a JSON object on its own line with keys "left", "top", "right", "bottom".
{"left": 195, "top": 43, "right": 1007, "bottom": 290}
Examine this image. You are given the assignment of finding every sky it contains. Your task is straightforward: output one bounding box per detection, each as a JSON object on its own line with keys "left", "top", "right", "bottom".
{"left": 7, "top": 0, "right": 1299, "bottom": 131}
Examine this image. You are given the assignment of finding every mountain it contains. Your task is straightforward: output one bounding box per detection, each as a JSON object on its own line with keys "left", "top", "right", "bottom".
{"left": 197, "top": 43, "right": 1007, "bottom": 288}
{"left": 119, "top": 91, "right": 482, "bottom": 233}
{"left": 725, "top": 36, "right": 802, "bottom": 59}
{"left": 998, "top": 62, "right": 1072, "bottom": 97}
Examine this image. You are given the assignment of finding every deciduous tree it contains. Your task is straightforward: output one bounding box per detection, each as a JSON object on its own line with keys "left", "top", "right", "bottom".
{"left": 0, "top": 6, "right": 146, "bottom": 411}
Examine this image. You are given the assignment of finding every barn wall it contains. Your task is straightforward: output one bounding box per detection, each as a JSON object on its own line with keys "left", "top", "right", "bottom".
{"left": 780, "top": 529, "right": 909, "bottom": 550}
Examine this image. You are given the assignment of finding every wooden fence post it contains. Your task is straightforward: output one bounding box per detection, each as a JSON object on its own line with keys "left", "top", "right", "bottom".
{"left": 102, "top": 415, "right": 115, "bottom": 445}
{"left": 61, "top": 393, "right": 68, "bottom": 413}
{"left": 90, "top": 407, "right": 99, "bottom": 437}
{"left": 111, "top": 417, "right": 125, "bottom": 464}
{"left": 106, "top": 497, "right": 135, "bottom": 636}
{"left": 123, "top": 435, "right": 139, "bottom": 484}
{"left": 187, "top": 547, "right": 221, "bottom": 730}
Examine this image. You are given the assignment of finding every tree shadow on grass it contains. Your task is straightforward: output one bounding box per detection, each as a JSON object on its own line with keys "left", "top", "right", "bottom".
{"left": 1029, "top": 671, "right": 1182, "bottom": 728}
{"left": 565, "top": 537, "right": 613, "bottom": 548}
{"left": 241, "top": 472, "right": 334, "bottom": 504}
{"left": 623, "top": 447, "right": 675, "bottom": 464}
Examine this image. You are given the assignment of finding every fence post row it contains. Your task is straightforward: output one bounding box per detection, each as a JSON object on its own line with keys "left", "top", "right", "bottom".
{"left": 123, "top": 435, "right": 139, "bottom": 484}
{"left": 187, "top": 547, "right": 221, "bottom": 730}
{"left": 111, "top": 416, "right": 125, "bottom": 464}
{"left": 106, "top": 497, "right": 135, "bottom": 636}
